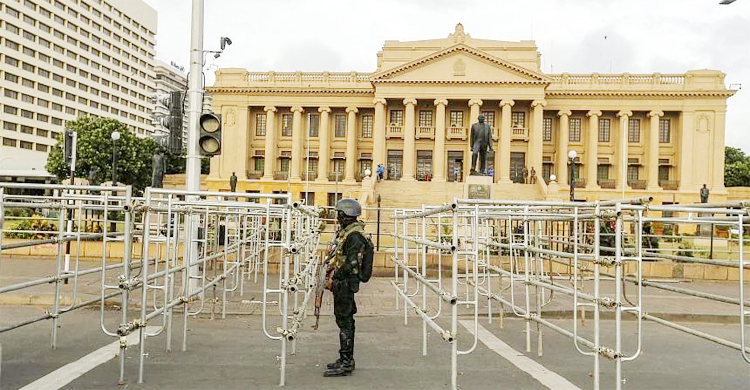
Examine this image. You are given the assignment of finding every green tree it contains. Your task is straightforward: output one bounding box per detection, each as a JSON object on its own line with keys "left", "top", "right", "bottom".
{"left": 725, "top": 146, "right": 750, "bottom": 187}
{"left": 46, "top": 117, "right": 158, "bottom": 194}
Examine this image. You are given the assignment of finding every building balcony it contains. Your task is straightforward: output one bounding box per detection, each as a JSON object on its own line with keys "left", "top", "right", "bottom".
{"left": 386, "top": 125, "right": 403, "bottom": 138}
{"left": 572, "top": 178, "right": 586, "bottom": 188}
{"left": 511, "top": 127, "right": 528, "bottom": 140}
{"left": 302, "top": 171, "right": 318, "bottom": 181}
{"left": 598, "top": 179, "right": 616, "bottom": 189}
{"left": 628, "top": 180, "right": 647, "bottom": 190}
{"left": 447, "top": 126, "right": 466, "bottom": 140}
{"left": 273, "top": 171, "right": 289, "bottom": 181}
{"left": 659, "top": 180, "right": 680, "bottom": 190}
{"left": 247, "top": 170, "right": 263, "bottom": 180}
{"left": 416, "top": 126, "right": 435, "bottom": 139}
{"left": 328, "top": 171, "right": 344, "bottom": 182}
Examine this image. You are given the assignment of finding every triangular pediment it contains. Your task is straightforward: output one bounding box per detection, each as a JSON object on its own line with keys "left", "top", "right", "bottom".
{"left": 371, "top": 44, "right": 550, "bottom": 84}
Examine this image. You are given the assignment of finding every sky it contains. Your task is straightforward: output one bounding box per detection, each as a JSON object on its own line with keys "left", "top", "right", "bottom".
{"left": 142, "top": 0, "right": 749, "bottom": 152}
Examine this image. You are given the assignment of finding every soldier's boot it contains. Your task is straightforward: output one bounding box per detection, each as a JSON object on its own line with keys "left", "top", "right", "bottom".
{"left": 324, "top": 331, "right": 355, "bottom": 376}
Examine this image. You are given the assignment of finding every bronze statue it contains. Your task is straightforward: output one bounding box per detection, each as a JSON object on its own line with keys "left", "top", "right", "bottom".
{"left": 700, "top": 184, "right": 709, "bottom": 203}
{"left": 470, "top": 115, "right": 492, "bottom": 175}
{"left": 230, "top": 172, "right": 238, "bottom": 192}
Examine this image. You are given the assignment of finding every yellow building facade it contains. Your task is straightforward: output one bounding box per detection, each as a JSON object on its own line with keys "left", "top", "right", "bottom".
{"left": 205, "top": 25, "right": 735, "bottom": 208}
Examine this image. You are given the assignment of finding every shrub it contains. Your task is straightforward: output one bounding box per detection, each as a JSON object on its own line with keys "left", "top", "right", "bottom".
{"left": 4, "top": 215, "right": 59, "bottom": 239}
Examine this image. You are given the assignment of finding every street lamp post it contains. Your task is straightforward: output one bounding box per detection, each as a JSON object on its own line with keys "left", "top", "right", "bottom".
{"left": 568, "top": 150, "right": 577, "bottom": 202}
{"left": 110, "top": 130, "right": 120, "bottom": 233}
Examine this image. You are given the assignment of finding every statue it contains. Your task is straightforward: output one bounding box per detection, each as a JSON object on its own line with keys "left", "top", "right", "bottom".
{"left": 470, "top": 115, "right": 492, "bottom": 175}
{"left": 700, "top": 184, "right": 709, "bottom": 203}
{"left": 152, "top": 152, "right": 165, "bottom": 188}
{"left": 230, "top": 171, "right": 238, "bottom": 192}
{"left": 88, "top": 167, "right": 100, "bottom": 186}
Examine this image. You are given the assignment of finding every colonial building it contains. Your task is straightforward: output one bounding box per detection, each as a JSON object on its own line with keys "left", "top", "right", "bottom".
{"left": 205, "top": 24, "right": 735, "bottom": 208}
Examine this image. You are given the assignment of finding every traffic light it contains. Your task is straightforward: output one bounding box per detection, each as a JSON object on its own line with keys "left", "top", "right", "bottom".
{"left": 63, "top": 130, "right": 75, "bottom": 164}
{"left": 168, "top": 91, "right": 183, "bottom": 154}
{"left": 198, "top": 112, "right": 221, "bottom": 156}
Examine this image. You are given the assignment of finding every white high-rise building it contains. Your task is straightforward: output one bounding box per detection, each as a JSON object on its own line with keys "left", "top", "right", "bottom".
{"left": 0, "top": 0, "right": 157, "bottom": 182}
{"left": 153, "top": 59, "right": 187, "bottom": 147}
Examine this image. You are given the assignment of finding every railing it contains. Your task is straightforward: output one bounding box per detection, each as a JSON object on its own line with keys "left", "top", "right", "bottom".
{"left": 511, "top": 127, "right": 528, "bottom": 140}
{"left": 247, "top": 171, "right": 263, "bottom": 180}
{"left": 247, "top": 71, "right": 372, "bottom": 84}
{"left": 416, "top": 126, "right": 435, "bottom": 139}
{"left": 628, "top": 180, "right": 647, "bottom": 190}
{"left": 273, "top": 171, "right": 289, "bottom": 181}
{"left": 572, "top": 178, "right": 587, "bottom": 188}
{"left": 446, "top": 126, "right": 466, "bottom": 140}
{"left": 387, "top": 125, "right": 403, "bottom": 138}
{"left": 659, "top": 180, "right": 680, "bottom": 190}
{"left": 302, "top": 171, "right": 317, "bottom": 181}
{"left": 598, "top": 179, "right": 616, "bottom": 189}
{"left": 549, "top": 73, "right": 686, "bottom": 86}
{"left": 328, "top": 172, "right": 344, "bottom": 182}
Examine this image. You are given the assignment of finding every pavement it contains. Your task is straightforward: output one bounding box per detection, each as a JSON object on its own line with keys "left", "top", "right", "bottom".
{"left": 0, "top": 257, "right": 747, "bottom": 322}
{"left": 2, "top": 257, "right": 750, "bottom": 390}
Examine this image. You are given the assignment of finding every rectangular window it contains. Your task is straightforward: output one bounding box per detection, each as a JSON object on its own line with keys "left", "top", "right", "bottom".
{"left": 4, "top": 106, "right": 18, "bottom": 115}
{"left": 659, "top": 118, "right": 671, "bottom": 143}
{"left": 6, "top": 40, "right": 20, "bottom": 51}
{"left": 21, "top": 110, "right": 33, "bottom": 119}
{"left": 23, "top": 31, "right": 36, "bottom": 41}
{"left": 3, "top": 122, "right": 18, "bottom": 131}
{"left": 449, "top": 111, "right": 464, "bottom": 127}
{"left": 253, "top": 156, "right": 264, "bottom": 172}
{"left": 627, "top": 165, "right": 639, "bottom": 182}
{"left": 20, "top": 125, "right": 33, "bottom": 134}
{"left": 389, "top": 110, "right": 404, "bottom": 126}
{"left": 598, "top": 118, "right": 611, "bottom": 142}
{"left": 3, "top": 138, "right": 18, "bottom": 147}
{"left": 361, "top": 114, "right": 373, "bottom": 138}
{"left": 542, "top": 117, "right": 552, "bottom": 141}
{"left": 255, "top": 113, "right": 266, "bottom": 136}
{"left": 36, "top": 129, "right": 48, "bottom": 137}
{"left": 309, "top": 113, "right": 319, "bottom": 137}
{"left": 416, "top": 150, "right": 433, "bottom": 181}
{"left": 334, "top": 114, "right": 346, "bottom": 137}
{"left": 4, "top": 89, "right": 18, "bottom": 99}
{"left": 21, "top": 94, "right": 34, "bottom": 103}
{"left": 418, "top": 110, "right": 433, "bottom": 127}
{"left": 481, "top": 111, "right": 495, "bottom": 128}
{"left": 37, "top": 113, "right": 49, "bottom": 122}
{"left": 51, "top": 117, "right": 63, "bottom": 126}
{"left": 36, "top": 144, "right": 48, "bottom": 152}
{"left": 281, "top": 114, "right": 292, "bottom": 137}
{"left": 511, "top": 112, "right": 525, "bottom": 128}
{"left": 628, "top": 118, "right": 640, "bottom": 143}
{"left": 659, "top": 165, "right": 670, "bottom": 182}
{"left": 597, "top": 164, "right": 610, "bottom": 182}
{"left": 6, "top": 23, "right": 20, "bottom": 34}
{"left": 569, "top": 118, "right": 582, "bottom": 142}
{"left": 5, "top": 73, "right": 19, "bottom": 83}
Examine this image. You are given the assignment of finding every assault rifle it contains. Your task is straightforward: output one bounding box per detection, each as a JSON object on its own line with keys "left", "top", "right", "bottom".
{"left": 312, "top": 238, "right": 336, "bottom": 330}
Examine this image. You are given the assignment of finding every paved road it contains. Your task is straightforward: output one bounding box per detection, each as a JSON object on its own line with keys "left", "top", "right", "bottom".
{"left": 2, "top": 303, "right": 750, "bottom": 390}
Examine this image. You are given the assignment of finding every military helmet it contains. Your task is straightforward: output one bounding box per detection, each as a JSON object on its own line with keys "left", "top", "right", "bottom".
{"left": 335, "top": 198, "right": 362, "bottom": 217}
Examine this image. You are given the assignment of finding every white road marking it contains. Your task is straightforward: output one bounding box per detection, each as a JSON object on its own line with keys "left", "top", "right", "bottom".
{"left": 460, "top": 320, "right": 581, "bottom": 390}
{"left": 20, "top": 326, "right": 160, "bottom": 390}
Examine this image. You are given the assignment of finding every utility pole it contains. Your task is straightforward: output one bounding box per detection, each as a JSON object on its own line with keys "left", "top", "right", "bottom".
{"left": 185, "top": 0, "right": 204, "bottom": 293}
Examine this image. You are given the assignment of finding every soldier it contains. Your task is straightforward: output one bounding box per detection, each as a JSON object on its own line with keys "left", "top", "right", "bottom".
{"left": 324, "top": 198, "right": 367, "bottom": 377}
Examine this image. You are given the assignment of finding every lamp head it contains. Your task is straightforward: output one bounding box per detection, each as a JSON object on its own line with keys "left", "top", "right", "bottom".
{"left": 549, "top": 174, "right": 557, "bottom": 182}
{"left": 567, "top": 150, "right": 577, "bottom": 160}
{"left": 111, "top": 131, "right": 121, "bottom": 141}
{"left": 364, "top": 168, "right": 371, "bottom": 177}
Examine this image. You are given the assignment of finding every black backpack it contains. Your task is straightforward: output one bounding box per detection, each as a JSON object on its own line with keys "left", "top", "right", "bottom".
{"left": 357, "top": 233, "right": 374, "bottom": 283}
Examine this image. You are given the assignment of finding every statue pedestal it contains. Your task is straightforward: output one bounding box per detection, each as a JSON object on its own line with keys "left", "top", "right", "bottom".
{"left": 465, "top": 175, "right": 493, "bottom": 199}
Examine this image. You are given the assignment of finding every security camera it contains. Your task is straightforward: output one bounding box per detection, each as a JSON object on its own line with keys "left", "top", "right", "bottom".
{"left": 220, "top": 36, "right": 232, "bottom": 50}
{"left": 214, "top": 52, "right": 221, "bottom": 59}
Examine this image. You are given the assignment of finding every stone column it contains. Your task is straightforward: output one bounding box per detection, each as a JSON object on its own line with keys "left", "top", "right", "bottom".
{"left": 556, "top": 110, "right": 571, "bottom": 186}
{"left": 617, "top": 110, "right": 632, "bottom": 191}
{"left": 433, "top": 98, "right": 448, "bottom": 181}
{"left": 586, "top": 110, "right": 601, "bottom": 190}
{"left": 262, "top": 106, "right": 277, "bottom": 180}
{"left": 499, "top": 99, "right": 514, "bottom": 183}
{"left": 647, "top": 110, "right": 663, "bottom": 191}
{"left": 678, "top": 111, "right": 694, "bottom": 191}
{"left": 530, "top": 100, "right": 547, "bottom": 178}
{"left": 373, "top": 98, "right": 387, "bottom": 169}
{"left": 713, "top": 110, "right": 727, "bottom": 191}
{"left": 344, "top": 106, "right": 358, "bottom": 182}
{"left": 402, "top": 98, "right": 417, "bottom": 181}
{"left": 290, "top": 106, "right": 304, "bottom": 181}
{"left": 316, "top": 107, "right": 331, "bottom": 182}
